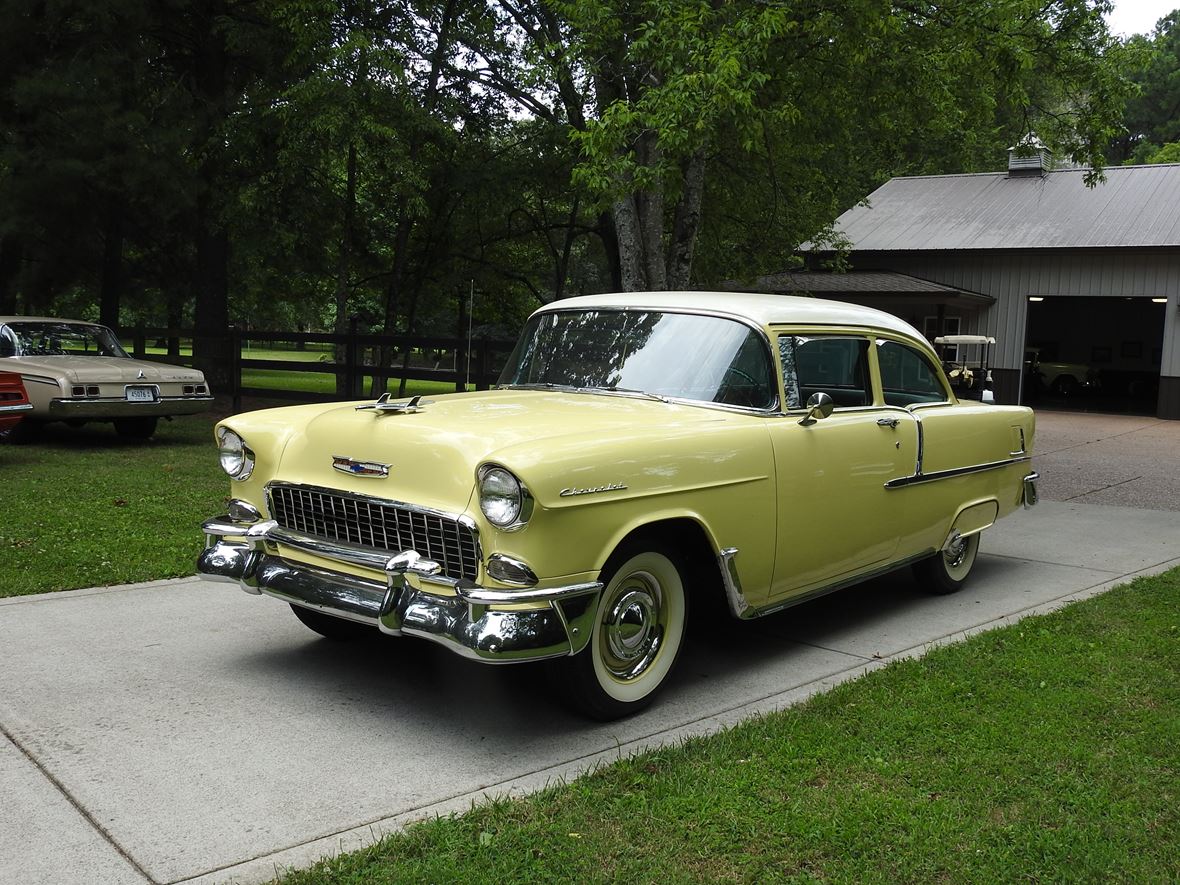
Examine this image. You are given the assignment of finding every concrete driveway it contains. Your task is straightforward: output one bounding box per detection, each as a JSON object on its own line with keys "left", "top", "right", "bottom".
{"left": 2, "top": 411, "right": 1179, "bottom": 885}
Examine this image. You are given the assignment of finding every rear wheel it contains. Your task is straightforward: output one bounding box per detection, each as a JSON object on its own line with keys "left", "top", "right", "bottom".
{"left": 290, "top": 603, "right": 374, "bottom": 641}
{"left": 913, "top": 532, "right": 980, "bottom": 595}
{"left": 1051, "top": 375, "right": 1079, "bottom": 397}
{"left": 3, "top": 420, "right": 40, "bottom": 444}
{"left": 552, "top": 542, "right": 689, "bottom": 720}
{"left": 114, "top": 416, "right": 158, "bottom": 439}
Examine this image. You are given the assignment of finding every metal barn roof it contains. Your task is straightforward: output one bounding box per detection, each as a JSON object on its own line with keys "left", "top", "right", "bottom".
{"left": 830, "top": 164, "right": 1180, "bottom": 251}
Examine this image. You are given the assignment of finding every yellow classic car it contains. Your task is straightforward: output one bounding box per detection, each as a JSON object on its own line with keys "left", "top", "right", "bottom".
{"left": 0, "top": 316, "right": 212, "bottom": 439}
{"left": 197, "top": 292, "right": 1038, "bottom": 719}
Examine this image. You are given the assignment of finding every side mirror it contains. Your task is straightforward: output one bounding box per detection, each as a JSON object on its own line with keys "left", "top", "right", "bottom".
{"left": 798, "top": 391, "right": 834, "bottom": 426}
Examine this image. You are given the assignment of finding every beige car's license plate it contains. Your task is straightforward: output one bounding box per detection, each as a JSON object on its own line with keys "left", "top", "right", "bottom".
{"left": 125, "top": 386, "right": 157, "bottom": 402}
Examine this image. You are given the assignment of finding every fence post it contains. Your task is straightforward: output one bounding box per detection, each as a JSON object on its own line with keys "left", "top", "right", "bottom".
{"left": 477, "top": 337, "right": 491, "bottom": 390}
{"left": 229, "top": 324, "right": 242, "bottom": 414}
{"left": 346, "top": 315, "right": 360, "bottom": 399}
{"left": 133, "top": 326, "right": 146, "bottom": 360}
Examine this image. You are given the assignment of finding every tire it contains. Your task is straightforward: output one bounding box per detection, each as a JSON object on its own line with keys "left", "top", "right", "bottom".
{"left": 1051, "top": 375, "right": 1079, "bottom": 397}
{"left": 552, "top": 542, "right": 689, "bottom": 720}
{"left": 913, "top": 532, "right": 980, "bottom": 595}
{"left": 290, "top": 603, "right": 374, "bottom": 641}
{"left": 3, "top": 420, "right": 40, "bottom": 445}
{"left": 114, "top": 416, "right": 158, "bottom": 439}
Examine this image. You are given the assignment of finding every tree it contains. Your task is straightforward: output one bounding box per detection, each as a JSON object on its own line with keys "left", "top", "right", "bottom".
{"left": 1110, "top": 9, "right": 1180, "bottom": 163}
{"left": 459, "top": 0, "right": 1131, "bottom": 291}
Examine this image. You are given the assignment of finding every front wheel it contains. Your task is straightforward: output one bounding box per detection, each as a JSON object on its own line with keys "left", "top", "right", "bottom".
{"left": 552, "top": 543, "right": 689, "bottom": 720}
{"left": 913, "top": 532, "right": 980, "bottom": 595}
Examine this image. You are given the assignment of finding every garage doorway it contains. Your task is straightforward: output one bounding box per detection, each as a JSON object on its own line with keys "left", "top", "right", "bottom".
{"left": 1024, "top": 295, "right": 1166, "bottom": 414}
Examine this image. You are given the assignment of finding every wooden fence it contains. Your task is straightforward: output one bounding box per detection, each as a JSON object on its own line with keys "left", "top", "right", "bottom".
{"left": 123, "top": 320, "right": 517, "bottom": 412}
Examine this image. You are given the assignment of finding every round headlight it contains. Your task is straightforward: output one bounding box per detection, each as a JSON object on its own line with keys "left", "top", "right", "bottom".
{"left": 479, "top": 466, "right": 522, "bottom": 527}
{"left": 217, "top": 427, "right": 255, "bottom": 480}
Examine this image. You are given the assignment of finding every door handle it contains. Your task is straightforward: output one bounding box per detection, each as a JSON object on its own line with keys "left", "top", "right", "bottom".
{"left": 876, "top": 417, "right": 900, "bottom": 428}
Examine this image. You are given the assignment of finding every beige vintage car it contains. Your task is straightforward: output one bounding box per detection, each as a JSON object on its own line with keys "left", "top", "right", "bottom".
{"left": 0, "top": 316, "right": 212, "bottom": 439}
{"left": 198, "top": 292, "right": 1039, "bottom": 720}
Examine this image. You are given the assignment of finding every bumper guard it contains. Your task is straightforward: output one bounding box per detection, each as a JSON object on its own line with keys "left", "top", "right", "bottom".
{"left": 197, "top": 512, "right": 601, "bottom": 664}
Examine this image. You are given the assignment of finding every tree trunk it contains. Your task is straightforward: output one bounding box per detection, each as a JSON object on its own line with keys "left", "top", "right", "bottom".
{"left": 99, "top": 203, "right": 124, "bottom": 330}
{"left": 666, "top": 147, "right": 706, "bottom": 291}
{"left": 612, "top": 195, "right": 645, "bottom": 291}
{"left": 193, "top": 193, "right": 231, "bottom": 387}
{"left": 334, "top": 141, "right": 357, "bottom": 397}
{"left": 190, "top": 6, "right": 232, "bottom": 388}
{"left": 0, "top": 234, "right": 20, "bottom": 315}
{"left": 373, "top": 0, "right": 459, "bottom": 396}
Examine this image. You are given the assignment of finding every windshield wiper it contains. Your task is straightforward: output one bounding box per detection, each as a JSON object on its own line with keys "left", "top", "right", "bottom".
{"left": 498, "top": 382, "right": 669, "bottom": 403}
{"left": 597, "top": 384, "right": 670, "bottom": 403}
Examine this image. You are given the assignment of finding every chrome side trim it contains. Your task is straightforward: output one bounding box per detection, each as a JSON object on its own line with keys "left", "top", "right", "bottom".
{"left": 1010, "top": 427, "right": 1027, "bottom": 457}
{"left": 718, "top": 547, "right": 749, "bottom": 618}
{"left": 910, "top": 407, "right": 926, "bottom": 477}
{"left": 724, "top": 549, "right": 938, "bottom": 621}
{"left": 885, "top": 456, "right": 1030, "bottom": 489}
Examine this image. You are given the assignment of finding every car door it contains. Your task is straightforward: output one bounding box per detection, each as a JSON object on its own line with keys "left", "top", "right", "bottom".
{"left": 766, "top": 331, "right": 920, "bottom": 600}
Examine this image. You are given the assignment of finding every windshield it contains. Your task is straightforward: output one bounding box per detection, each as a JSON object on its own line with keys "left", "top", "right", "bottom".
{"left": 498, "top": 309, "right": 776, "bottom": 409}
{"left": 2, "top": 322, "right": 129, "bottom": 358}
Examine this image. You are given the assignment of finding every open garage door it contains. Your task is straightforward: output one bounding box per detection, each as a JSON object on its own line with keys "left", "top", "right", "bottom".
{"left": 1024, "top": 295, "right": 1167, "bottom": 414}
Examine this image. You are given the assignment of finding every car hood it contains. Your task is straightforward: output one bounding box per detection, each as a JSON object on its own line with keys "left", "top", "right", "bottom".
{"left": 7, "top": 355, "right": 205, "bottom": 384}
{"left": 268, "top": 388, "right": 736, "bottom": 514}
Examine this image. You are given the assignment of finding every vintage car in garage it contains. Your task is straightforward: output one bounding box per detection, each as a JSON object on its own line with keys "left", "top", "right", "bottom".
{"left": 197, "top": 292, "right": 1038, "bottom": 719}
{"left": 0, "top": 370, "right": 33, "bottom": 437}
{"left": 0, "top": 316, "right": 212, "bottom": 439}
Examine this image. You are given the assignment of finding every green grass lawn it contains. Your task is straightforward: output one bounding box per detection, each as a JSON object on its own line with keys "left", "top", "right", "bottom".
{"left": 280, "top": 570, "right": 1180, "bottom": 884}
{"left": 0, "top": 380, "right": 459, "bottom": 598}
{"left": 0, "top": 414, "right": 226, "bottom": 595}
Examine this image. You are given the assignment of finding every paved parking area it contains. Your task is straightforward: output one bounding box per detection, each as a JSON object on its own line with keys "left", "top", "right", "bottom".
{"left": 1033, "top": 409, "right": 1180, "bottom": 510}
{"left": 2, "top": 410, "right": 1178, "bottom": 885}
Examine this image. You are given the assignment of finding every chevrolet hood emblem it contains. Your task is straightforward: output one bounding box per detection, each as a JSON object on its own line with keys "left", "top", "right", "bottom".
{"left": 332, "top": 456, "right": 391, "bottom": 477}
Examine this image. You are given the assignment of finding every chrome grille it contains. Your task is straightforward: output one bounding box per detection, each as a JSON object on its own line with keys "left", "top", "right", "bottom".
{"left": 267, "top": 483, "right": 479, "bottom": 581}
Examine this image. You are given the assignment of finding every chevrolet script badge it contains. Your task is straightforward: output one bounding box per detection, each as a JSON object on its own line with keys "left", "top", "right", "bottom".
{"left": 332, "top": 456, "right": 391, "bottom": 478}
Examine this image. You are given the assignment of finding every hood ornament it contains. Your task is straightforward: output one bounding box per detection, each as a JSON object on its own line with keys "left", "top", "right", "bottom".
{"left": 356, "top": 393, "right": 433, "bottom": 415}
{"left": 332, "top": 456, "right": 391, "bottom": 478}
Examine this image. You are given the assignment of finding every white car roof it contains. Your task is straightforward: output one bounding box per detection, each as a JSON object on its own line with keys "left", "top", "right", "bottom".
{"left": 535, "top": 291, "right": 926, "bottom": 341}
{"left": 0, "top": 316, "right": 107, "bottom": 327}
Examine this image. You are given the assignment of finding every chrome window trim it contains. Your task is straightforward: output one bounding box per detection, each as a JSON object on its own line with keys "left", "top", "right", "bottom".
{"left": 776, "top": 331, "right": 875, "bottom": 414}
{"left": 885, "top": 455, "right": 1032, "bottom": 489}
{"left": 874, "top": 335, "right": 954, "bottom": 405}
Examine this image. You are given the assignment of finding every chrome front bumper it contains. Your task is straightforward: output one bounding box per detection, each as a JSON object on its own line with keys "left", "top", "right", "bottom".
{"left": 197, "top": 513, "right": 602, "bottom": 664}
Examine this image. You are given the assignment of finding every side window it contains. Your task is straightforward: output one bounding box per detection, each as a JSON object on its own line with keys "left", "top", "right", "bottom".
{"left": 877, "top": 339, "right": 948, "bottom": 406}
{"left": 780, "top": 335, "right": 872, "bottom": 409}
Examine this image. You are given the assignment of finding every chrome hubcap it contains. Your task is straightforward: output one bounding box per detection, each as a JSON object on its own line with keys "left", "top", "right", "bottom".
{"left": 944, "top": 535, "right": 969, "bottom": 569}
{"left": 601, "top": 575, "right": 664, "bottom": 681}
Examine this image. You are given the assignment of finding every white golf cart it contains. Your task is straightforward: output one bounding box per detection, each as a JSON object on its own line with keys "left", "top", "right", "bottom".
{"left": 934, "top": 335, "right": 996, "bottom": 403}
